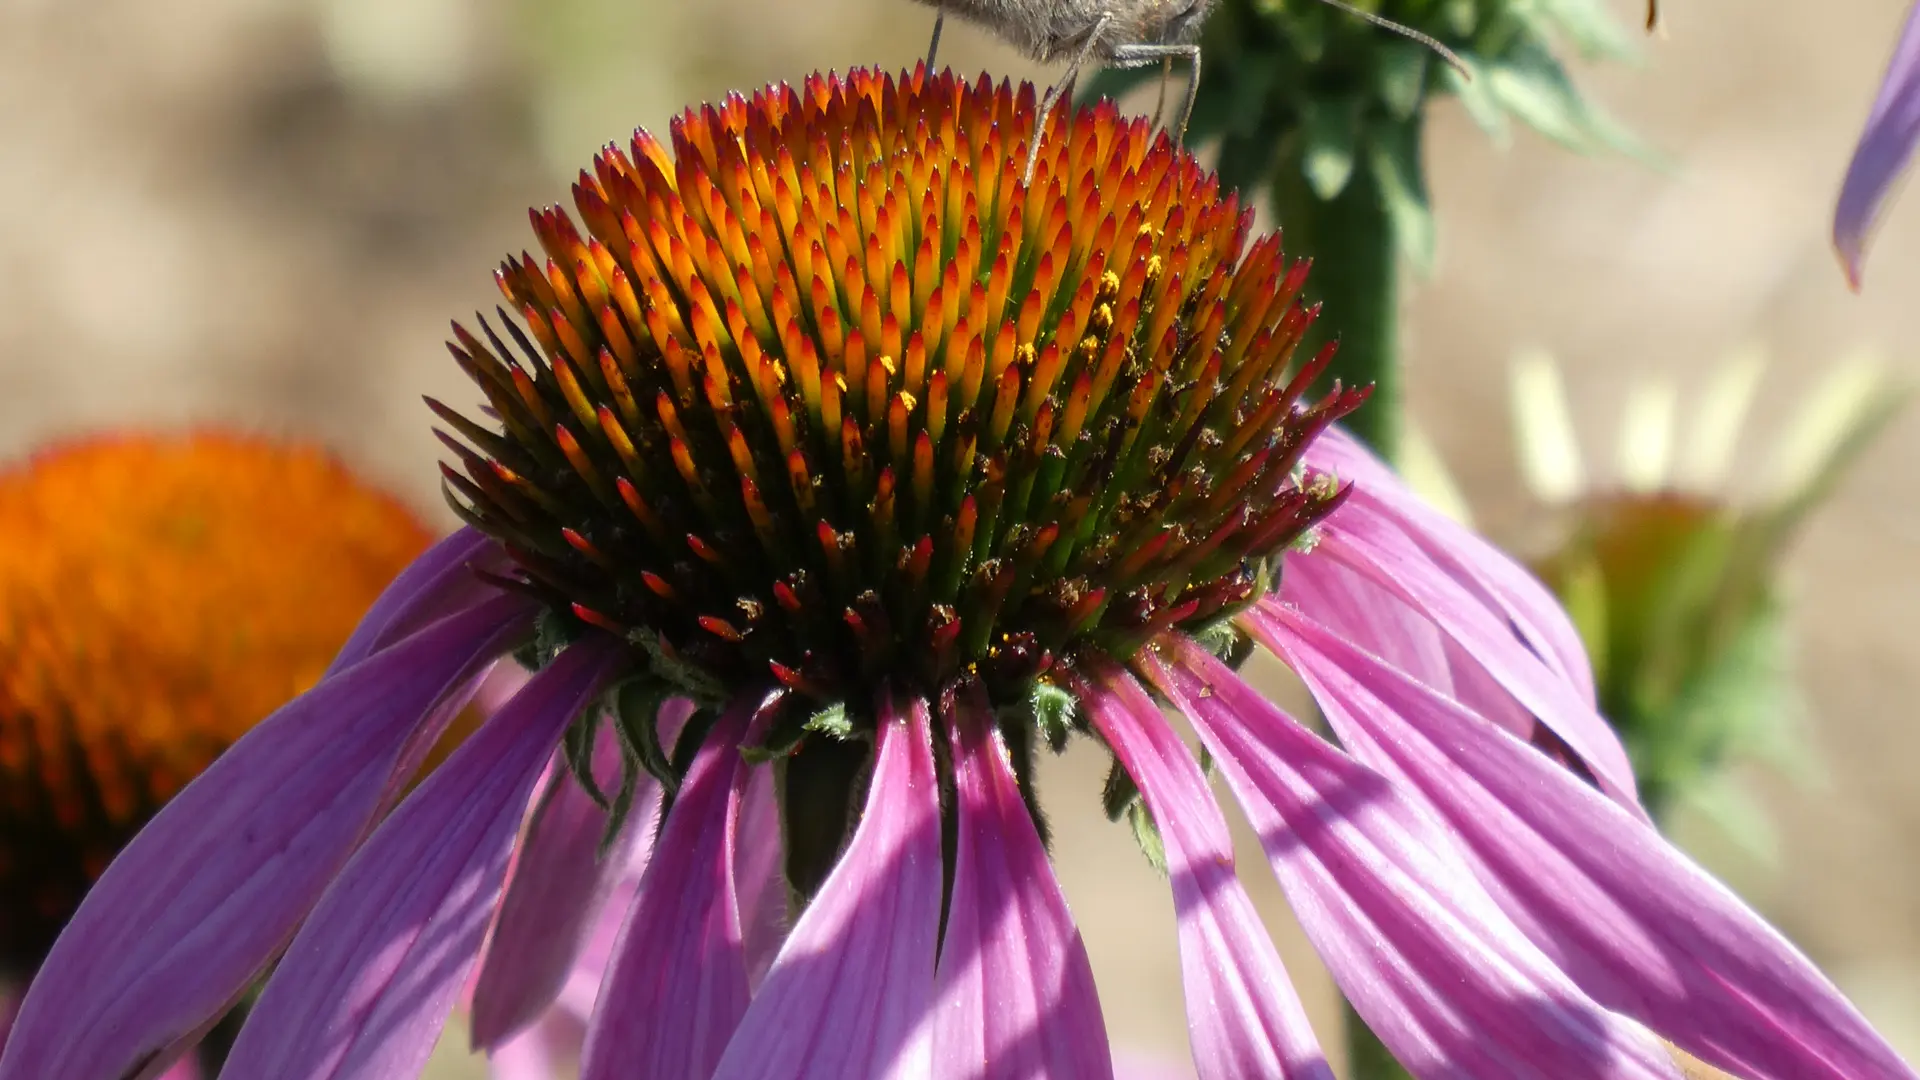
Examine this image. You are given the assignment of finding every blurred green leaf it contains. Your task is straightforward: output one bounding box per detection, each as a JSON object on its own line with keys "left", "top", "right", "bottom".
{"left": 1528, "top": 0, "right": 1639, "bottom": 60}
{"left": 1302, "top": 97, "right": 1363, "bottom": 199}
{"left": 1372, "top": 38, "right": 1432, "bottom": 121}
{"left": 1447, "top": 56, "right": 1513, "bottom": 147}
{"left": 1367, "top": 120, "right": 1435, "bottom": 272}
{"left": 1484, "top": 41, "right": 1601, "bottom": 151}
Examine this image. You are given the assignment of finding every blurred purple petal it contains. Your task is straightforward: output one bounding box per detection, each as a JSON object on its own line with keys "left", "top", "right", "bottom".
{"left": 578, "top": 695, "right": 772, "bottom": 1080}
{"left": 1082, "top": 662, "right": 1333, "bottom": 1080}
{"left": 0, "top": 594, "right": 533, "bottom": 1080}
{"left": 711, "top": 695, "right": 943, "bottom": 1080}
{"left": 1147, "top": 640, "right": 1680, "bottom": 1079}
{"left": 221, "top": 635, "right": 620, "bottom": 1080}
{"left": 1264, "top": 605, "right": 1919, "bottom": 1080}
{"left": 470, "top": 708, "right": 652, "bottom": 1050}
{"left": 1837, "top": 2, "right": 1920, "bottom": 287}
{"left": 933, "top": 682, "right": 1112, "bottom": 1080}
{"left": 330, "top": 526, "right": 503, "bottom": 674}
{"left": 485, "top": 1014, "right": 563, "bottom": 1080}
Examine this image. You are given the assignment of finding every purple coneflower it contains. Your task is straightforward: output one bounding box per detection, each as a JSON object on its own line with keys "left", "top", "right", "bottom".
{"left": 0, "top": 432, "right": 434, "bottom": 1076}
{"left": 3, "top": 68, "right": 1911, "bottom": 1080}
{"left": 1835, "top": 2, "right": 1920, "bottom": 286}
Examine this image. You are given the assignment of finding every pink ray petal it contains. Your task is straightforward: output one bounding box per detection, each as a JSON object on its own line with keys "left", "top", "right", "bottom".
{"left": 1305, "top": 426, "right": 1596, "bottom": 703}
{"left": 0, "top": 594, "right": 535, "bottom": 1080}
{"left": 934, "top": 681, "right": 1113, "bottom": 1080}
{"left": 1146, "top": 639, "right": 1681, "bottom": 1080}
{"left": 710, "top": 694, "right": 943, "bottom": 1080}
{"left": 1836, "top": 2, "right": 1920, "bottom": 287}
{"left": 578, "top": 693, "right": 778, "bottom": 1080}
{"left": 469, "top": 706, "right": 652, "bottom": 1049}
{"left": 1260, "top": 605, "right": 1920, "bottom": 1080}
{"left": 220, "top": 634, "right": 623, "bottom": 1080}
{"left": 330, "top": 526, "right": 503, "bottom": 674}
{"left": 1276, "top": 560, "right": 1537, "bottom": 741}
{"left": 1080, "top": 662, "right": 1333, "bottom": 1080}
{"left": 1303, "top": 498, "right": 1642, "bottom": 812}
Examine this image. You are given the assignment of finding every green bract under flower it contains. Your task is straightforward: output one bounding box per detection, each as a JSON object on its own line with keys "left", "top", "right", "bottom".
{"left": 436, "top": 67, "right": 1361, "bottom": 723}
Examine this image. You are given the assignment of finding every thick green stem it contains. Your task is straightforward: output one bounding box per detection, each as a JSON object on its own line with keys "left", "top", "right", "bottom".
{"left": 1262, "top": 132, "right": 1405, "bottom": 462}
{"left": 1344, "top": 998, "right": 1415, "bottom": 1080}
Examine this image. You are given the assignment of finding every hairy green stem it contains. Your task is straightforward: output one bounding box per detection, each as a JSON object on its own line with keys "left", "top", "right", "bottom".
{"left": 1243, "top": 129, "right": 1406, "bottom": 462}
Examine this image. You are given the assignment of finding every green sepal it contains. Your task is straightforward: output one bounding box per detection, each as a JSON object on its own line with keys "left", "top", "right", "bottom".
{"left": 515, "top": 606, "right": 585, "bottom": 673}
{"left": 1101, "top": 757, "right": 1139, "bottom": 822}
{"left": 614, "top": 679, "right": 679, "bottom": 793}
{"left": 1127, "top": 799, "right": 1168, "bottom": 875}
{"left": 742, "top": 702, "right": 822, "bottom": 764}
{"left": 1100, "top": 758, "right": 1167, "bottom": 875}
{"left": 804, "top": 701, "right": 855, "bottom": 740}
{"left": 560, "top": 708, "right": 612, "bottom": 813}
{"left": 628, "top": 627, "right": 727, "bottom": 705}
{"left": 1030, "top": 681, "right": 1078, "bottom": 753}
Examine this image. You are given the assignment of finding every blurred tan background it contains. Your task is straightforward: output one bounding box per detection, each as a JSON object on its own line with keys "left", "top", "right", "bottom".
{"left": 2, "top": 0, "right": 1916, "bottom": 1074}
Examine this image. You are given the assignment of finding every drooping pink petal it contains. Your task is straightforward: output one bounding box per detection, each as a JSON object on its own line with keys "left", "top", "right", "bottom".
{"left": 1278, "top": 557, "right": 1537, "bottom": 741}
{"left": 0, "top": 593, "right": 535, "bottom": 1080}
{"left": 1079, "top": 662, "right": 1333, "bottom": 1080}
{"left": 1836, "top": 2, "right": 1920, "bottom": 287}
{"left": 487, "top": 1009, "right": 584, "bottom": 1080}
{"left": 221, "top": 635, "right": 623, "bottom": 1080}
{"left": 470, "top": 708, "right": 650, "bottom": 1049}
{"left": 1259, "top": 605, "right": 1920, "bottom": 1080}
{"left": 1144, "top": 639, "right": 1681, "bottom": 1080}
{"left": 1301, "top": 494, "right": 1642, "bottom": 812}
{"left": 330, "top": 526, "right": 504, "bottom": 674}
{"left": 1305, "top": 426, "right": 1597, "bottom": 703}
{"left": 710, "top": 695, "right": 944, "bottom": 1080}
{"left": 933, "top": 682, "right": 1113, "bottom": 1080}
{"left": 733, "top": 753, "right": 787, "bottom": 992}
{"left": 550, "top": 766, "right": 671, "bottom": 1024}
{"left": 503, "top": 691, "right": 698, "bottom": 1030}
{"left": 578, "top": 693, "right": 776, "bottom": 1080}
{"left": 485, "top": 1024, "right": 556, "bottom": 1080}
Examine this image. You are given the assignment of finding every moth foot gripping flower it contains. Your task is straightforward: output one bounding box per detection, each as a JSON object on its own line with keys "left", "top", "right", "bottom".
{"left": 4, "top": 69, "right": 1912, "bottom": 1080}
{"left": 0, "top": 432, "right": 431, "bottom": 1073}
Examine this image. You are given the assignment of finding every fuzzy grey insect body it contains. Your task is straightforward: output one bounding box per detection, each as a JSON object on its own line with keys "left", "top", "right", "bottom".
{"left": 914, "top": 0, "right": 1465, "bottom": 184}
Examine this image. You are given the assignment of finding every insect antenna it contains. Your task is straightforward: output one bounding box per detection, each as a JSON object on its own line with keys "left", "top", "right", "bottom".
{"left": 1314, "top": 0, "right": 1470, "bottom": 78}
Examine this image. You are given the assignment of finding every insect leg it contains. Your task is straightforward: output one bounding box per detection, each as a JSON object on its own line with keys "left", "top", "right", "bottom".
{"left": 1108, "top": 42, "right": 1201, "bottom": 149}
{"left": 1149, "top": 56, "right": 1172, "bottom": 131}
{"left": 1023, "top": 14, "right": 1113, "bottom": 185}
{"left": 927, "top": 6, "right": 946, "bottom": 70}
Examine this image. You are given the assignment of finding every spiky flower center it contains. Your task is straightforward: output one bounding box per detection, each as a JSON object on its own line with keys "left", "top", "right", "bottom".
{"left": 0, "top": 433, "right": 429, "bottom": 974}
{"left": 438, "top": 68, "right": 1361, "bottom": 715}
